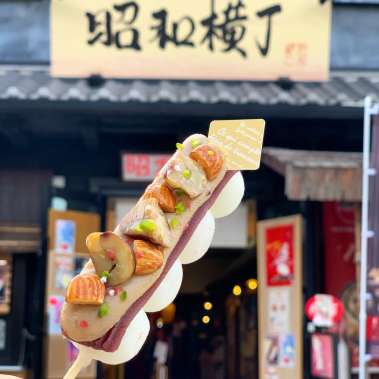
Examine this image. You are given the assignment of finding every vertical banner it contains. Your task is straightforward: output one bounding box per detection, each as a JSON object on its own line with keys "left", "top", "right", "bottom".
{"left": 323, "top": 202, "right": 356, "bottom": 298}
{"left": 258, "top": 215, "right": 303, "bottom": 379}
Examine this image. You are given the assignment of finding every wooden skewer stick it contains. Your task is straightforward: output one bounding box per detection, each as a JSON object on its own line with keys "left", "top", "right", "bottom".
{"left": 63, "top": 351, "right": 92, "bottom": 379}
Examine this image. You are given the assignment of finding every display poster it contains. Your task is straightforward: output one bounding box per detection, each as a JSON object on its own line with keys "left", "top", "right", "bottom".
{"left": 258, "top": 215, "right": 302, "bottom": 379}
{"left": 54, "top": 256, "right": 74, "bottom": 290}
{"left": 48, "top": 295, "right": 65, "bottom": 335}
{"left": 264, "top": 335, "right": 279, "bottom": 366}
{"left": 262, "top": 334, "right": 295, "bottom": 369}
{"left": 311, "top": 334, "right": 335, "bottom": 378}
{"left": 0, "top": 256, "right": 12, "bottom": 315}
{"left": 268, "top": 288, "right": 290, "bottom": 334}
{"left": 51, "top": 0, "right": 331, "bottom": 81}
{"left": 265, "top": 225, "right": 294, "bottom": 286}
{"left": 279, "top": 334, "right": 296, "bottom": 368}
{"left": 55, "top": 219, "right": 76, "bottom": 254}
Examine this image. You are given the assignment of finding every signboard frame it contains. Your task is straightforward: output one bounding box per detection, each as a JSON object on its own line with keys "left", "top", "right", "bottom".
{"left": 257, "top": 214, "right": 303, "bottom": 379}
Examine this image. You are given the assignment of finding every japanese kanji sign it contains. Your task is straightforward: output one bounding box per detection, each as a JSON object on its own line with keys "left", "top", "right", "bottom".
{"left": 121, "top": 153, "right": 170, "bottom": 181}
{"left": 51, "top": 0, "right": 331, "bottom": 81}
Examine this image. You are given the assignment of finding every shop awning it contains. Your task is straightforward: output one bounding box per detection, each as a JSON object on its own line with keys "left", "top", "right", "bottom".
{"left": 0, "top": 65, "right": 378, "bottom": 108}
{"left": 263, "top": 147, "right": 362, "bottom": 201}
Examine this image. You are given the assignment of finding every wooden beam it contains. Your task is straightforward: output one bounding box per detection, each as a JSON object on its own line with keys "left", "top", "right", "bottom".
{"left": 262, "top": 150, "right": 287, "bottom": 175}
{"left": 285, "top": 165, "right": 362, "bottom": 201}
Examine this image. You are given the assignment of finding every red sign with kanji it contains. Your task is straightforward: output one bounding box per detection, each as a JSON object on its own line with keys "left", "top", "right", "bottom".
{"left": 122, "top": 153, "right": 170, "bottom": 182}
{"left": 265, "top": 224, "right": 295, "bottom": 286}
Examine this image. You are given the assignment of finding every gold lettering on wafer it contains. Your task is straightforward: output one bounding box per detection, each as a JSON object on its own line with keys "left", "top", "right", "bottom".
{"left": 208, "top": 119, "right": 265, "bottom": 170}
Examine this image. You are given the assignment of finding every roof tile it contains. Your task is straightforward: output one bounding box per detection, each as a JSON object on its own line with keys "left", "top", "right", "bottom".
{"left": 0, "top": 66, "right": 377, "bottom": 107}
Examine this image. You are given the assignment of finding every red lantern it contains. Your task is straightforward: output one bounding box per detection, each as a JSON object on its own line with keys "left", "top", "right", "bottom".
{"left": 305, "top": 294, "right": 344, "bottom": 327}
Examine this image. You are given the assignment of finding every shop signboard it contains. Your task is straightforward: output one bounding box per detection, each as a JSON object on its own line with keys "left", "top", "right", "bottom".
{"left": 121, "top": 153, "right": 170, "bottom": 182}
{"left": 51, "top": 0, "right": 331, "bottom": 81}
{"left": 258, "top": 215, "right": 302, "bottom": 379}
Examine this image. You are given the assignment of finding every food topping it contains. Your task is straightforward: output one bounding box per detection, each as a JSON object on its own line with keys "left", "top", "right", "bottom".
{"left": 144, "top": 183, "right": 176, "bottom": 213}
{"left": 190, "top": 145, "right": 224, "bottom": 181}
{"left": 101, "top": 270, "right": 110, "bottom": 281}
{"left": 182, "top": 169, "right": 191, "bottom": 179}
{"left": 79, "top": 320, "right": 89, "bottom": 329}
{"left": 175, "top": 202, "right": 186, "bottom": 215}
{"left": 138, "top": 219, "right": 156, "bottom": 233}
{"left": 166, "top": 154, "right": 207, "bottom": 198}
{"left": 98, "top": 303, "right": 110, "bottom": 318}
{"left": 169, "top": 216, "right": 180, "bottom": 230}
{"left": 65, "top": 274, "right": 105, "bottom": 306}
{"left": 120, "top": 290, "right": 128, "bottom": 302}
{"left": 65, "top": 135, "right": 226, "bottom": 320}
{"left": 191, "top": 139, "right": 201, "bottom": 149}
{"left": 120, "top": 198, "right": 171, "bottom": 247}
{"left": 173, "top": 188, "right": 185, "bottom": 197}
{"left": 86, "top": 232, "right": 136, "bottom": 286}
{"left": 106, "top": 249, "right": 116, "bottom": 261}
{"left": 133, "top": 240, "right": 164, "bottom": 275}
